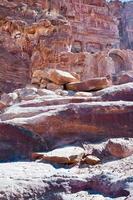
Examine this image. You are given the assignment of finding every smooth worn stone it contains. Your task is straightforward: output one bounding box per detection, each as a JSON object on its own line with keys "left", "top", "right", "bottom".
{"left": 1, "top": 101, "right": 133, "bottom": 149}
{"left": 95, "top": 82, "right": 133, "bottom": 101}
{"left": 66, "top": 77, "right": 111, "bottom": 91}
{"left": 37, "top": 89, "right": 56, "bottom": 96}
{"left": 32, "top": 146, "right": 85, "bottom": 164}
{"left": 47, "top": 69, "right": 79, "bottom": 85}
{"left": 74, "top": 92, "right": 93, "bottom": 97}
{"left": 15, "top": 87, "right": 38, "bottom": 101}
{"left": 105, "top": 138, "right": 133, "bottom": 158}
{"left": 84, "top": 155, "right": 101, "bottom": 165}
{"left": 116, "top": 71, "right": 133, "bottom": 85}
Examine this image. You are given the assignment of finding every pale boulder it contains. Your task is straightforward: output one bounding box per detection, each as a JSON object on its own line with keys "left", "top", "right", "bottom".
{"left": 84, "top": 155, "right": 101, "bottom": 165}
{"left": 48, "top": 69, "right": 79, "bottom": 85}
{"left": 32, "top": 146, "right": 85, "bottom": 164}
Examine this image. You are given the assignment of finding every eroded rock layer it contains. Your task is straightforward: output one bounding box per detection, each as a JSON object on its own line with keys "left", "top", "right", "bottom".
{"left": 0, "top": 83, "right": 133, "bottom": 199}
{"left": 0, "top": 1, "right": 133, "bottom": 199}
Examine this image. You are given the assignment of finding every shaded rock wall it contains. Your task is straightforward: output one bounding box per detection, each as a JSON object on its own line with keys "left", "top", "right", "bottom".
{"left": 121, "top": 1, "right": 133, "bottom": 50}
{"left": 109, "top": 0, "right": 133, "bottom": 50}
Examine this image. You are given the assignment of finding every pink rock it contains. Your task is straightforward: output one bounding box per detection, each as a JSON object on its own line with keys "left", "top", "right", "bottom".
{"left": 66, "top": 77, "right": 111, "bottom": 91}
{"left": 0, "top": 123, "right": 44, "bottom": 161}
{"left": 106, "top": 138, "right": 133, "bottom": 158}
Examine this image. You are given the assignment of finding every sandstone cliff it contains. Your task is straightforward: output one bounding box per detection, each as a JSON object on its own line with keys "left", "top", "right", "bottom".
{"left": 0, "top": 1, "right": 133, "bottom": 200}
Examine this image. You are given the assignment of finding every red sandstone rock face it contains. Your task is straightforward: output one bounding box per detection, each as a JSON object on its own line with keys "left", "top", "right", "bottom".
{"left": 0, "top": 1, "right": 133, "bottom": 199}
{"left": 49, "top": 0, "right": 120, "bottom": 52}
{"left": 0, "top": 123, "right": 45, "bottom": 161}
{"left": 1, "top": 99, "right": 133, "bottom": 148}
{"left": 0, "top": 0, "right": 133, "bottom": 94}
{"left": 31, "top": 50, "right": 133, "bottom": 82}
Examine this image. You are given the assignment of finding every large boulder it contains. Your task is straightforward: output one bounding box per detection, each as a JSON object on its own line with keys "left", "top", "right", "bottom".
{"left": 31, "top": 70, "right": 48, "bottom": 85}
{"left": 66, "top": 77, "right": 111, "bottom": 91}
{"left": 32, "top": 146, "right": 85, "bottom": 164}
{"left": 105, "top": 138, "right": 133, "bottom": 158}
{"left": 47, "top": 69, "right": 79, "bottom": 85}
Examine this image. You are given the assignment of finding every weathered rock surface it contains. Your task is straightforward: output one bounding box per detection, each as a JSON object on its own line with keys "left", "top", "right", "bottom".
{"left": 0, "top": 153, "right": 132, "bottom": 199}
{"left": 84, "top": 155, "right": 101, "bottom": 165}
{"left": 74, "top": 92, "right": 93, "bottom": 97}
{"left": 47, "top": 82, "right": 64, "bottom": 91}
{"left": 105, "top": 138, "right": 133, "bottom": 159}
{"left": 0, "top": 123, "right": 44, "bottom": 162}
{"left": 0, "top": 1, "right": 133, "bottom": 199}
{"left": 66, "top": 77, "right": 111, "bottom": 91}
{"left": 47, "top": 69, "right": 79, "bottom": 85}
{"left": 32, "top": 146, "right": 85, "bottom": 164}
{"left": 115, "top": 71, "right": 133, "bottom": 85}
{"left": 95, "top": 82, "right": 133, "bottom": 101}
{"left": 1, "top": 0, "right": 133, "bottom": 94}
{"left": 0, "top": 84, "right": 133, "bottom": 198}
{"left": 1, "top": 99, "right": 133, "bottom": 149}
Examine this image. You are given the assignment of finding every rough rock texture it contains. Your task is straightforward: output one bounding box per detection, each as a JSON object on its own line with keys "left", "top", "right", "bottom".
{"left": 48, "top": 0, "right": 120, "bottom": 52}
{"left": 0, "top": 153, "right": 132, "bottom": 199}
{"left": 115, "top": 71, "right": 133, "bottom": 85}
{"left": 0, "top": 1, "right": 133, "bottom": 199}
{"left": 32, "top": 146, "right": 85, "bottom": 164}
{"left": 105, "top": 138, "right": 133, "bottom": 159}
{"left": 95, "top": 82, "right": 133, "bottom": 101}
{"left": 47, "top": 69, "right": 79, "bottom": 85}
{"left": 1, "top": 0, "right": 133, "bottom": 93}
{"left": 66, "top": 77, "right": 111, "bottom": 91}
{"left": 2, "top": 101, "right": 133, "bottom": 148}
{"left": 0, "top": 123, "right": 45, "bottom": 162}
{"left": 0, "top": 83, "right": 132, "bottom": 198}
{"left": 109, "top": 0, "right": 133, "bottom": 50}
{"left": 1, "top": 85, "right": 133, "bottom": 149}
